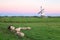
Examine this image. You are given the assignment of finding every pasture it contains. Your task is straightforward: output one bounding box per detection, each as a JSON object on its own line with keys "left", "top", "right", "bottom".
{"left": 0, "top": 17, "right": 60, "bottom": 40}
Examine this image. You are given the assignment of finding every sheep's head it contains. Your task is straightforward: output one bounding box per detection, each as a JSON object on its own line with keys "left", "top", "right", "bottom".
{"left": 8, "top": 25, "right": 15, "bottom": 31}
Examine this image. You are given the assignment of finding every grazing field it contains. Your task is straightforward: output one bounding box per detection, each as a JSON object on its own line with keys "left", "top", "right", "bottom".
{"left": 0, "top": 17, "right": 60, "bottom": 40}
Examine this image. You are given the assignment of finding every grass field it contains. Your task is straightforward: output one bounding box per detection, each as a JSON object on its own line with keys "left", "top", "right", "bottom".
{"left": 0, "top": 17, "right": 60, "bottom": 40}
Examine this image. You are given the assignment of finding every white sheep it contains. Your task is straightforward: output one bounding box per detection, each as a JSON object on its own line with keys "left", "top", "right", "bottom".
{"left": 16, "top": 31, "right": 25, "bottom": 37}
{"left": 15, "top": 27, "right": 31, "bottom": 32}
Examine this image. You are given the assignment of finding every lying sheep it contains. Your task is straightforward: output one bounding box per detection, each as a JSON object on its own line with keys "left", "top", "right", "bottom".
{"left": 16, "top": 31, "right": 25, "bottom": 37}
{"left": 15, "top": 27, "right": 31, "bottom": 32}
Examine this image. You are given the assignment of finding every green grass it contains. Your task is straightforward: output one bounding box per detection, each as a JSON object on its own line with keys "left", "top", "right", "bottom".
{"left": 0, "top": 17, "right": 60, "bottom": 40}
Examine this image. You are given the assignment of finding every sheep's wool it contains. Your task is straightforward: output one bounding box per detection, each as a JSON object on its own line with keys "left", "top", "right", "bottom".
{"left": 15, "top": 28, "right": 21, "bottom": 32}
{"left": 16, "top": 32, "right": 24, "bottom": 37}
{"left": 20, "top": 32, "right": 24, "bottom": 37}
{"left": 10, "top": 26, "right": 15, "bottom": 30}
{"left": 27, "top": 27, "right": 31, "bottom": 30}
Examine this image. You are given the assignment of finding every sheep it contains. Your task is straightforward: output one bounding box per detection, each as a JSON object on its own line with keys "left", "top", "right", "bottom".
{"left": 16, "top": 31, "right": 25, "bottom": 37}
{"left": 8, "top": 25, "right": 15, "bottom": 32}
{"left": 15, "top": 27, "right": 31, "bottom": 32}
{"left": 8, "top": 25, "right": 31, "bottom": 32}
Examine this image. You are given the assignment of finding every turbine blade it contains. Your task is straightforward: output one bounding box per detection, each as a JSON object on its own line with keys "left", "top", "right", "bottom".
{"left": 38, "top": 11, "right": 41, "bottom": 14}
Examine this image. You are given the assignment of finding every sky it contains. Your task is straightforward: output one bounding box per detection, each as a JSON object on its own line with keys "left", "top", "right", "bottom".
{"left": 0, "top": 0, "right": 60, "bottom": 16}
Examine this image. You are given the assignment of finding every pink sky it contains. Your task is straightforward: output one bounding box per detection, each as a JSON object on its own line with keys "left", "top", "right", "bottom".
{"left": 0, "top": 0, "right": 60, "bottom": 16}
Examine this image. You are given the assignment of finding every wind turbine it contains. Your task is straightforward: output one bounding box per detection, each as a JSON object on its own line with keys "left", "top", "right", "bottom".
{"left": 38, "top": 0, "right": 46, "bottom": 17}
{"left": 38, "top": 6, "right": 45, "bottom": 17}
